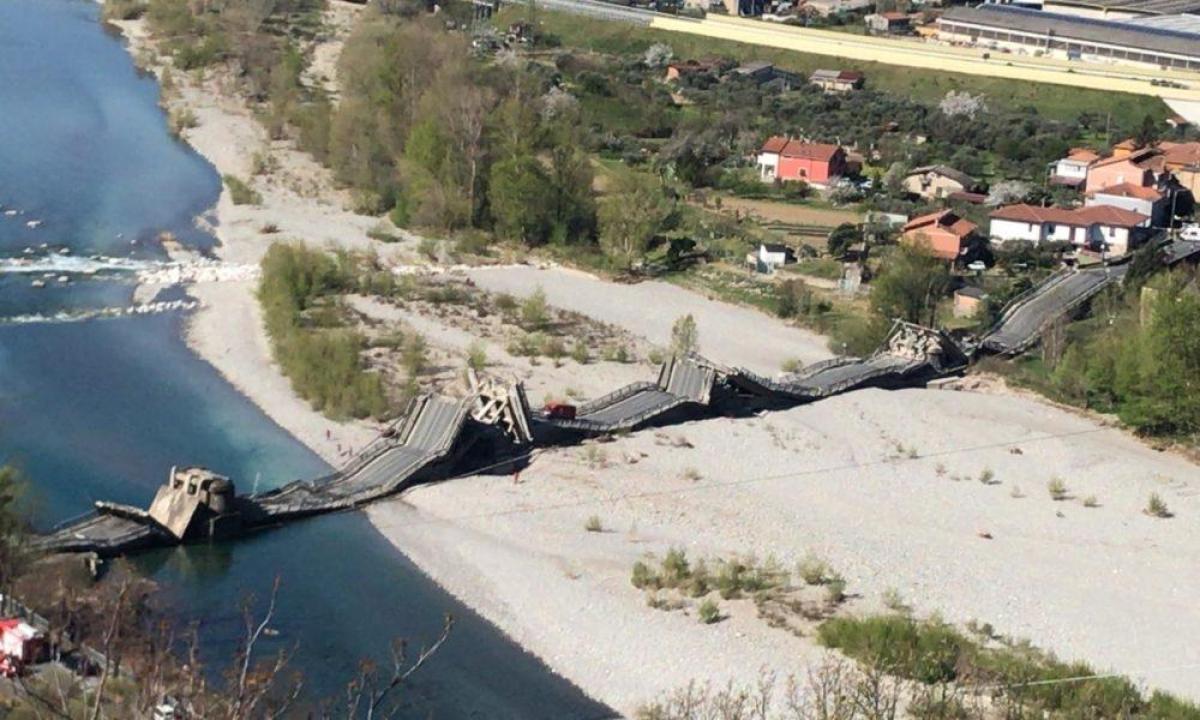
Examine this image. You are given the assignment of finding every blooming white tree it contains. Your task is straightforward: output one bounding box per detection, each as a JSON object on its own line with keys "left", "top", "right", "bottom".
{"left": 985, "top": 180, "right": 1033, "bottom": 207}
{"left": 643, "top": 42, "right": 674, "bottom": 69}
{"left": 540, "top": 86, "right": 579, "bottom": 121}
{"left": 939, "top": 90, "right": 988, "bottom": 119}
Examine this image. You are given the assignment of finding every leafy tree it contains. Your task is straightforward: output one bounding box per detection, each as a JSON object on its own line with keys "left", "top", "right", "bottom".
{"left": 489, "top": 155, "right": 551, "bottom": 244}
{"left": 1135, "top": 112, "right": 1159, "bottom": 148}
{"left": 546, "top": 144, "right": 597, "bottom": 244}
{"left": 599, "top": 174, "right": 676, "bottom": 269}
{"left": 870, "top": 245, "right": 951, "bottom": 326}
{"left": 0, "top": 466, "right": 29, "bottom": 607}
{"left": 827, "top": 223, "right": 862, "bottom": 258}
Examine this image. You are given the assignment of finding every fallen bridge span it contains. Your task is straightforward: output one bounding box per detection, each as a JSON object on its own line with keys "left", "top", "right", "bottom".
{"left": 35, "top": 323, "right": 965, "bottom": 558}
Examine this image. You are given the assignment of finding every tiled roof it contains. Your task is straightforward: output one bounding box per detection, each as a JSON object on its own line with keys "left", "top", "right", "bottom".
{"left": 907, "top": 164, "right": 978, "bottom": 189}
{"left": 1088, "top": 182, "right": 1162, "bottom": 201}
{"left": 990, "top": 203, "right": 1148, "bottom": 227}
{"left": 1066, "top": 148, "right": 1100, "bottom": 162}
{"left": 1160, "top": 141, "right": 1200, "bottom": 167}
{"left": 761, "top": 136, "right": 789, "bottom": 153}
{"left": 760, "top": 137, "right": 842, "bottom": 161}
{"left": 903, "top": 210, "right": 977, "bottom": 238}
{"left": 781, "top": 141, "right": 841, "bottom": 161}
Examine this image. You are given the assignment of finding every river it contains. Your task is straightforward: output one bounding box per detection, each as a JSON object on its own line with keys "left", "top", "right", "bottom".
{"left": 0, "top": 1, "right": 610, "bottom": 716}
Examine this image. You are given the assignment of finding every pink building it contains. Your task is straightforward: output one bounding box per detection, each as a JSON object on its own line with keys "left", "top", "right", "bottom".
{"left": 756, "top": 137, "right": 847, "bottom": 186}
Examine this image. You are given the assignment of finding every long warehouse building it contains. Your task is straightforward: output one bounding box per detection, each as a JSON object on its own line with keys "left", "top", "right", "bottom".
{"left": 937, "top": 5, "right": 1200, "bottom": 71}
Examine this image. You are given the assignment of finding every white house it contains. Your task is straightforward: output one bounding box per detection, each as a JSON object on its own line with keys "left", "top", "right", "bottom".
{"left": 1085, "top": 182, "right": 1167, "bottom": 227}
{"left": 748, "top": 242, "right": 796, "bottom": 273}
{"left": 988, "top": 203, "right": 1149, "bottom": 256}
{"left": 1048, "top": 148, "right": 1099, "bottom": 188}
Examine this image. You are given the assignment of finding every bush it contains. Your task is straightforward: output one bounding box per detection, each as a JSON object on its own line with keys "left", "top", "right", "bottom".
{"left": 797, "top": 553, "right": 832, "bottom": 586}
{"left": 670, "top": 314, "right": 698, "bottom": 356}
{"left": 102, "top": 0, "right": 147, "bottom": 21}
{"left": 585, "top": 515, "right": 603, "bottom": 532}
{"left": 223, "top": 175, "right": 261, "bottom": 205}
{"left": 1047, "top": 476, "right": 1069, "bottom": 501}
{"left": 817, "top": 614, "right": 1187, "bottom": 717}
{"left": 697, "top": 598, "right": 720, "bottom": 625}
{"left": 631, "top": 560, "right": 657, "bottom": 590}
{"left": 661, "top": 547, "right": 691, "bottom": 587}
{"left": 258, "top": 244, "right": 388, "bottom": 420}
{"left": 521, "top": 287, "right": 549, "bottom": 330}
{"left": 466, "top": 341, "right": 487, "bottom": 371}
{"left": 1146, "top": 492, "right": 1172, "bottom": 518}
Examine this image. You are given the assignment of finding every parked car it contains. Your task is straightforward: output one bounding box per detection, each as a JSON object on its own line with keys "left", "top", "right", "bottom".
{"left": 543, "top": 402, "right": 577, "bottom": 420}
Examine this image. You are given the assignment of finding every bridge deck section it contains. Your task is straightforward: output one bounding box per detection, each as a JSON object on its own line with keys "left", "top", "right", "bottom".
{"left": 982, "top": 266, "right": 1123, "bottom": 354}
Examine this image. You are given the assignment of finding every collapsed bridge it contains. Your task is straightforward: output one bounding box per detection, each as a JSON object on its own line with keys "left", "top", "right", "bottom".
{"left": 35, "top": 323, "right": 964, "bottom": 558}
{"left": 39, "top": 238, "right": 1200, "bottom": 558}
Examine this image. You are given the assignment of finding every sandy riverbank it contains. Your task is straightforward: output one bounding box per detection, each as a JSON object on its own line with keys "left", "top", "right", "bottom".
{"left": 111, "top": 9, "right": 1200, "bottom": 717}
{"left": 114, "top": 7, "right": 394, "bottom": 465}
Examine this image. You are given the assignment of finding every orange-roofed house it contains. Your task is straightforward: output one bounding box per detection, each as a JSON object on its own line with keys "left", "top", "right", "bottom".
{"left": 1048, "top": 148, "right": 1099, "bottom": 188}
{"left": 1158, "top": 141, "right": 1200, "bottom": 195}
{"left": 756, "top": 137, "right": 847, "bottom": 186}
{"left": 1085, "top": 182, "right": 1167, "bottom": 227}
{"left": 900, "top": 210, "right": 978, "bottom": 262}
{"left": 988, "top": 203, "right": 1149, "bottom": 255}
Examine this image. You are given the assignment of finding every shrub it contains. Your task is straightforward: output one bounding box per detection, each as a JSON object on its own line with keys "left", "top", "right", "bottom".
{"left": 780, "top": 358, "right": 803, "bottom": 374}
{"left": 798, "top": 554, "right": 831, "bottom": 586}
{"left": 1083, "top": 495, "right": 1099, "bottom": 508}
{"left": 570, "top": 341, "right": 590, "bottom": 365}
{"left": 631, "top": 560, "right": 658, "bottom": 590}
{"left": 102, "top": 0, "right": 147, "bottom": 21}
{"left": 697, "top": 598, "right": 721, "bottom": 625}
{"left": 169, "top": 108, "right": 198, "bottom": 135}
{"left": 1047, "top": 476, "right": 1069, "bottom": 501}
{"left": 257, "top": 244, "right": 387, "bottom": 420}
{"left": 1146, "top": 492, "right": 1172, "bottom": 518}
{"left": 223, "top": 175, "right": 261, "bottom": 205}
{"left": 661, "top": 548, "right": 691, "bottom": 587}
{"left": 604, "top": 345, "right": 631, "bottom": 363}
{"left": 670, "top": 314, "right": 698, "bottom": 356}
{"left": 979, "top": 468, "right": 996, "bottom": 485}
{"left": 466, "top": 341, "right": 487, "bottom": 371}
{"left": 825, "top": 574, "right": 847, "bottom": 605}
{"left": 520, "top": 287, "right": 549, "bottom": 330}
{"left": 585, "top": 515, "right": 603, "bottom": 532}
{"left": 401, "top": 333, "right": 428, "bottom": 377}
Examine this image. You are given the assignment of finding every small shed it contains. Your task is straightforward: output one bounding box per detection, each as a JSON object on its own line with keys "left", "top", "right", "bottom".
{"left": 953, "top": 286, "right": 989, "bottom": 318}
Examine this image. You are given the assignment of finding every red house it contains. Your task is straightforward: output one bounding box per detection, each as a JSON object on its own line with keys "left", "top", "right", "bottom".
{"left": 757, "top": 137, "right": 847, "bottom": 186}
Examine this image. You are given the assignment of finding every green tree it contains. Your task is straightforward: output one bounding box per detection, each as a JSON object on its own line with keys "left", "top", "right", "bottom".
{"left": 489, "top": 155, "right": 551, "bottom": 244}
{"left": 546, "top": 144, "right": 597, "bottom": 244}
{"left": 826, "top": 223, "right": 862, "bottom": 259}
{"left": 870, "top": 244, "right": 951, "bottom": 326}
{"left": 598, "top": 174, "right": 675, "bottom": 269}
{"left": 1119, "top": 273, "right": 1200, "bottom": 435}
{"left": 0, "top": 466, "right": 29, "bottom": 607}
{"left": 670, "top": 314, "right": 699, "bottom": 356}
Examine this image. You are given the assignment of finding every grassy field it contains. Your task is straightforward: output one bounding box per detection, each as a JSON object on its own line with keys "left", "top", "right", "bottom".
{"left": 507, "top": 6, "right": 1170, "bottom": 126}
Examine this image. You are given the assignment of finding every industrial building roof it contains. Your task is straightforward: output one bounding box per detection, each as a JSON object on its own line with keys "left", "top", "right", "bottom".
{"left": 1044, "top": 0, "right": 1200, "bottom": 16}
{"left": 939, "top": 5, "right": 1200, "bottom": 58}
